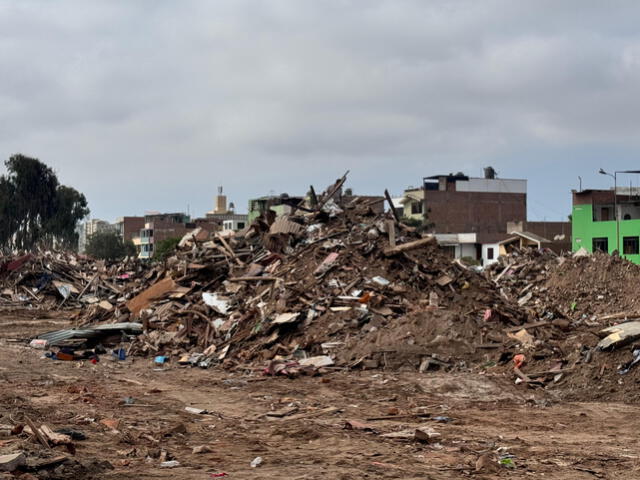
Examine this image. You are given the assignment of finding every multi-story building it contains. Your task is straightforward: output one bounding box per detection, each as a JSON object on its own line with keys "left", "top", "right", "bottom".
{"left": 134, "top": 212, "right": 190, "bottom": 259}
{"left": 206, "top": 187, "right": 248, "bottom": 231}
{"left": 572, "top": 187, "right": 640, "bottom": 263}
{"left": 422, "top": 168, "right": 527, "bottom": 235}
{"left": 417, "top": 168, "right": 569, "bottom": 265}
{"left": 78, "top": 218, "right": 115, "bottom": 253}
{"left": 395, "top": 187, "right": 425, "bottom": 221}
{"left": 134, "top": 212, "right": 221, "bottom": 259}
{"left": 114, "top": 216, "right": 145, "bottom": 243}
{"left": 247, "top": 194, "right": 306, "bottom": 223}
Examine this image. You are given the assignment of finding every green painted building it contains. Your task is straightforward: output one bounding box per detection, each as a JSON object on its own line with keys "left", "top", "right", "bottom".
{"left": 247, "top": 194, "right": 306, "bottom": 223}
{"left": 572, "top": 189, "right": 640, "bottom": 263}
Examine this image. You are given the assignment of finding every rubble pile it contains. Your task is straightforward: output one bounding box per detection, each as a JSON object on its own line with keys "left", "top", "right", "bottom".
{"left": 486, "top": 248, "right": 568, "bottom": 317}
{"left": 0, "top": 252, "right": 143, "bottom": 316}
{"left": 21, "top": 178, "right": 640, "bottom": 393}
{"left": 544, "top": 251, "right": 640, "bottom": 317}
{"left": 482, "top": 247, "right": 640, "bottom": 399}
{"left": 69, "top": 187, "right": 530, "bottom": 371}
{"left": 488, "top": 248, "right": 640, "bottom": 319}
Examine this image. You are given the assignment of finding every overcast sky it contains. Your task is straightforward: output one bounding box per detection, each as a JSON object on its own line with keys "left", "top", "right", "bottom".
{"left": 2, "top": 0, "right": 640, "bottom": 221}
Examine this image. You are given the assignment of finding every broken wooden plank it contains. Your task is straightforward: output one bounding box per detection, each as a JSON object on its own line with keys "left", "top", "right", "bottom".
{"left": 24, "top": 417, "right": 51, "bottom": 450}
{"left": 126, "top": 277, "right": 177, "bottom": 317}
{"left": 493, "top": 262, "right": 514, "bottom": 283}
{"left": 216, "top": 234, "right": 245, "bottom": 266}
{"left": 228, "top": 276, "right": 279, "bottom": 282}
{"left": 384, "top": 189, "right": 400, "bottom": 223}
{"left": 598, "top": 311, "right": 640, "bottom": 321}
{"left": 285, "top": 407, "right": 340, "bottom": 421}
{"left": 386, "top": 220, "right": 396, "bottom": 248}
{"left": 503, "top": 320, "right": 551, "bottom": 333}
{"left": 598, "top": 321, "right": 640, "bottom": 350}
{"left": 383, "top": 236, "right": 436, "bottom": 256}
{"left": 39, "top": 425, "right": 72, "bottom": 446}
{"left": 317, "top": 171, "right": 349, "bottom": 211}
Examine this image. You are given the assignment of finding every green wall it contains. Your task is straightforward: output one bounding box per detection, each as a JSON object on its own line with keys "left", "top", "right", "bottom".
{"left": 247, "top": 201, "right": 290, "bottom": 223}
{"left": 572, "top": 203, "right": 640, "bottom": 263}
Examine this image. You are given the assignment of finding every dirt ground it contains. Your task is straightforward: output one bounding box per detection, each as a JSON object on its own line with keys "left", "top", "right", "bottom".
{"left": 2, "top": 310, "right": 640, "bottom": 479}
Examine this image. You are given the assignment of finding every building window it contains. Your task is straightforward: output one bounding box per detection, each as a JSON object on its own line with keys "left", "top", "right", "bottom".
{"left": 624, "top": 236, "right": 639, "bottom": 255}
{"left": 487, "top": 247, "right": 494, "bottom": 260}
{"left": 237, "top": 222, "right": 245, "bottom": 229}
{"left": 592, "top": 237, "right": 608, "bottom": 252}
{"left": 441, "top": 246, "right": 455, "bottom": 258}
{"left": 411, "top": 202, "right": 423, "bottom": 215}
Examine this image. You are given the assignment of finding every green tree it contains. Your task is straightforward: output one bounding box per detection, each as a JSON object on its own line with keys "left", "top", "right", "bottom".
{"left": 153, "top": 237, "right": 181, "bottom": 261}
{"left": 0, "top": 154, "right": 89, "bottom": 250}
{"left": 44, "top": 186, "right": 89, "bottom": 249}
{"left": 85, "top": 230, "right": 128, "bottom": 261}
{"left": 124, "top": 240, "right": 137, "bottom": 257}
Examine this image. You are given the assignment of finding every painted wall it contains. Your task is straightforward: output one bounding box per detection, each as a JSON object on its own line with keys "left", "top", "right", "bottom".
{"left": 572, "top": 203, "right": 640, "bottom": 263}
{"left": 402, "top": 199, "right": 423, "bottom": 220}
{"left": 482, "top": 243, "right": 500, "bottom": 266}
{"left": 458, "top": 243, "right": 476, "bottom": 259}
{"left": 456, "top": 178, "right": 527, "bottom": 194}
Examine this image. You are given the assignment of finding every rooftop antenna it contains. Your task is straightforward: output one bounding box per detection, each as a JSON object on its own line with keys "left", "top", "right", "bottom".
{"left": 578, "top": 176, "right": 582, "bottom": 192}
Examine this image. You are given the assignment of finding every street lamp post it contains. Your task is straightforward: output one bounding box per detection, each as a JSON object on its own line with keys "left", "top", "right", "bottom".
{"left": 598, "top": 169, "right": 640, "bottom": 255}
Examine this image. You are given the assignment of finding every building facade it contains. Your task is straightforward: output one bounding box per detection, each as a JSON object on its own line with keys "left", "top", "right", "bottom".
{"left": 205, "top": 187, "right": 248, "bottom": 231}
{"left": 134, "top": 213, "right": 191, "bottom": 259}
{"left": 114, "top": 216, "right": 145, "bottom": 243}
{"left": 420, "top": 169, "right": 569, "bottom": 265}
{"left": 423, "top": 172, "right": 527, "bottom": 234}
{"left": 78, "top": 218, "right": 115, "bottom": 253}
{"left": 248, "top": 194, "right": 305, "bottom": 223}
{"left": 399, "top": 188, "right": 425, "bottom": 221}
{"left": 572, "top": 188, "right": 640, "bottom": 263}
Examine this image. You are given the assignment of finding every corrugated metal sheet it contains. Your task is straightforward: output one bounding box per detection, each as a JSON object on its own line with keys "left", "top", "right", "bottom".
{"left": 269, "top": 216, "right": 304, "bottom": 235}
{"left": 37, "top": 323, "right": 143, "bottom": 346}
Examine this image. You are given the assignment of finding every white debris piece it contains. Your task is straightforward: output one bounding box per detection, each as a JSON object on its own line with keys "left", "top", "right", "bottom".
{"left": 299, "top": 355, "right": 334, "bottom": 368}
{"left": 202, "top": 292, "right": 230, "bottom": 315}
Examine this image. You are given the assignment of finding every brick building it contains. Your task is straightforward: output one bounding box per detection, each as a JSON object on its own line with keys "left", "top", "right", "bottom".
{"left": 115, "top": 216, "right": 145, "bottom": 243}
{"left": 423, "top": 171, "right": 527, "bottom": 235}
{"left": 422, "top": 169, "right": 569, "bottom": 265}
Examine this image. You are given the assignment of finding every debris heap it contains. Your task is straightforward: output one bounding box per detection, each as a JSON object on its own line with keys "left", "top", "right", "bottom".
{"left": 57, "top": 181, "right": 529, "bottom": 370}
{"left": 0, "top": 251, "right": 143, "bottom": 315}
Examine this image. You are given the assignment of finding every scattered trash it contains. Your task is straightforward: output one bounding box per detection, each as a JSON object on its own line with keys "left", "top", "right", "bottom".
{"left": 619, "top": 348, "right": 640, "bottom": 375}
{"left": 202, "top": 292, "right": 230, "bottom": 315}
{"left": 184, "top": 407, "right": 209, "bottom": 415}
{"left": 298, "top": 356, "right": 334, "bottom": 368}
{"left": 250, "top": 456, "right": 263, "bottom": 468}
{"left": 598, "top": 321, "right": 640, "bottom": 350}
{"left": 371, "top": 276, "right": 390, "bottom": 286}
{"left": 513, "top": 354, "right": 526, "bottom": 369}
{"left": 29, "top": 339, "right": 48, "bottom": 349}
{"left": 192, "top": 445, "right": 212, "bottom": 454}
{"left": 432, "top": 416, "right": 452, "bottom": 423}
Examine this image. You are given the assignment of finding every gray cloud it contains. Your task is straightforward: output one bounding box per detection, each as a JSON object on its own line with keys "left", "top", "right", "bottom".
{"left": 1, "top": 0, "right": 640, "bottom": 220}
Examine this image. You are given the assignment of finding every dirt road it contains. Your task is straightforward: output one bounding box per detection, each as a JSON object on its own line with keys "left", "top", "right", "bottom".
{"left": 1, "top": 311, "right": 639, "bottom": 479}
